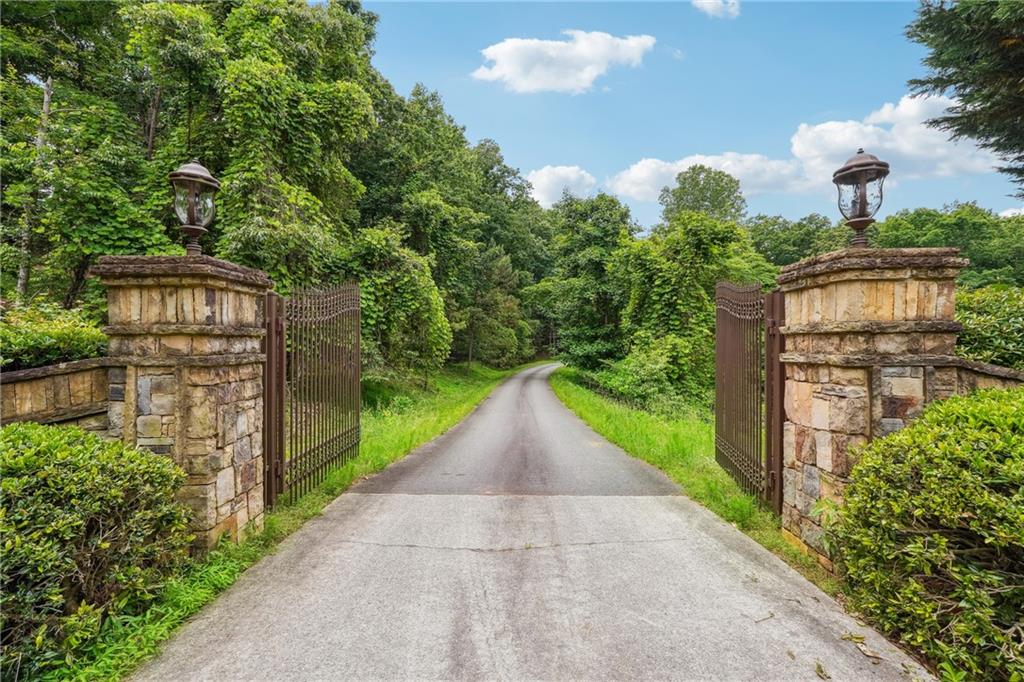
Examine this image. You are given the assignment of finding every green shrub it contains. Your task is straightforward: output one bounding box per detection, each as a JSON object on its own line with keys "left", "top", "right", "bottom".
{"left": 587, "top": 331, "right": 713, "bottom": 414}
{"left": 956, "top": 286, "right": 1024, "bottom": 371}
{"left": 0, "top": 424, "right": 192, "bottom": 678}
{"left": 829, "top": 388, "right": 1024, "bottom": 680}
{"left": 0, "top": 305, "right": 107, "bottom": 371}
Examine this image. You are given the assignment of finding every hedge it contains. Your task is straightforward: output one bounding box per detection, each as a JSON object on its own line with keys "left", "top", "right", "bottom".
{"left": 0, "top": 305, "right": 107, "bottom": 371}
{"left": 829, "top": 388, "right": 1024, "bottom": 680}
{"left": 0, "top": 424, "right": 192, "bottom": 678}
{"left": 956, "top": 286, "right": 1024, "bottom": 371}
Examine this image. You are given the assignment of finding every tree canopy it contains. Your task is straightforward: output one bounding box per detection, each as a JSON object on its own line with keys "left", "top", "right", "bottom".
{"left": 908, "top": 0, "right": 1024, "bottom": 194}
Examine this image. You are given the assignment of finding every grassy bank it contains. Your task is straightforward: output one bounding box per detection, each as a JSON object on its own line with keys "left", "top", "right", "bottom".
{"left": 53, "top": 362, "right": 525, "bottom": 682}
{"left": 548, "top": 367, "right": 839, "bottom": 596}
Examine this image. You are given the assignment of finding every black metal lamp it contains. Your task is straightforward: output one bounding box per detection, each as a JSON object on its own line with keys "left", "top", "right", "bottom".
{"left": 169, "top": 159, "right": 220, "bottom": 256}
{"left": 832, "top": 148, "right": 889, "bottom": 247}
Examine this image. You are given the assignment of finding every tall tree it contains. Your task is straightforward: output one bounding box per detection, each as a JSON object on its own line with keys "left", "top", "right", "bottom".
{"left": 550, "top": 193, "right": 635, "bottom": 369}
{"left": 658, "top": 164, "right": 747, "bottom": 225}
{"left": 908, "top": 0, "right": 1024, "bottom": 194}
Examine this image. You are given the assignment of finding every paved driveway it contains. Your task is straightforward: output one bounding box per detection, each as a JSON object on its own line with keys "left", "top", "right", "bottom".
{"left": 135, "top": 364, "right": 929, "bottom": 681}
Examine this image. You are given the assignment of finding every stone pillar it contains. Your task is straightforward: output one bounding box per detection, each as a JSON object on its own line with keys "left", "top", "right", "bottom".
{"left": 92, "top": 256, "right": 272, "bottom": 548}
{"left": 776, "top": 248, "right": 967, "bottom": 567}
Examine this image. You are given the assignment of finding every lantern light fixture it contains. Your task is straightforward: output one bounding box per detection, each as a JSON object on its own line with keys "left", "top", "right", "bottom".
{"left": 169, "top": 159, "right": 220, "bottom": 257}
{"left": 832, "top": 148, "right": 890, "bottom": 247}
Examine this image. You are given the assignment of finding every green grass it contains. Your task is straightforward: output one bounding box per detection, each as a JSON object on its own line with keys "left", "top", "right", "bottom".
{"left": 548, "top": 366, "right": 840, "bottom": 596}
{"left": 51, "top": 362, "right": 527, "bottom": 682}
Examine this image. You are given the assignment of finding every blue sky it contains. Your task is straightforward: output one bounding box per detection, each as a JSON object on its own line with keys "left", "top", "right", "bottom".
{"left": 364, "top": 1, "right": 1022, "bottom": 228}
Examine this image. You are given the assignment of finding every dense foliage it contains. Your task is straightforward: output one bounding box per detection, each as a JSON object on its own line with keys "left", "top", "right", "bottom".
{"left": 0, "top": 304, "right": 107, "bottom": 370}
{"left": 0, "top": 423, "right": 192, "bottom": 678}
{"left": 0, "top": 0, "right": 551, "bottom": 377}
{"left": 955, "top": 286, "right": 1024, "bottom": 370}
{"left": 747, "top": 203, "right": 1024, "bottom": 289}
{"left": 908, "top": 0, "right": 1024, "bottom": 195}
{"left": 829, "top": 388, "right": 1024, "bottom": 680}
{"left": 537, "top": 168, "right": 775, "bottom": 411}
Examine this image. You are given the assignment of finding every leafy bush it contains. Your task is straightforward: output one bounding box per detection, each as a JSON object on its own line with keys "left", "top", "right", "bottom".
{"left": 956, "top": 286, "right": 1024, "bottom": 371}
{"left": 0, "top": 305, "right": 107, "bottom": 371}
{"left": 583, "top": 332, "right": 713, "bottom": 415}
{"left": 0, "top": 424, "right": 192, "bottom": 678}
{"left": 829, "top": 388, "right": 1024, "bottom": 679}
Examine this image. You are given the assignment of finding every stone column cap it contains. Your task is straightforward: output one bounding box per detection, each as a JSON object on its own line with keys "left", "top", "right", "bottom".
{"left": 778, "top": 247, "right": 967, "bottom": 287}
{"left": 91, "top": 255, "right": 272, "bottom": 290}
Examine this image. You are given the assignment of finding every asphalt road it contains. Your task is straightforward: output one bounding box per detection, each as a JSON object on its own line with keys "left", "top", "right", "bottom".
{"left": 134, "top": 363, "right": 929, "bottom": 681}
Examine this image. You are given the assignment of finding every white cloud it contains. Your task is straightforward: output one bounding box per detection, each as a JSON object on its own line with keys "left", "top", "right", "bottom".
{"left": 472, "top": 30, "right": 656, "bottom": 94}
{"left": 1000, "top": 207, "right": 1024, "bottom": 218}
{"left": 791, "top": 95, "right": 995, "bottom": 190}
{"left": 607, "top": 94, "right": 998, "bottom": 203}
{"left": 608, "top": 153, "right": 800, "bottom": 201}
{"left": 692, "top": 0, "right": 740, "bottom": 19}
{"left": 526, "top": 165, "right": 597, "bottom": 207}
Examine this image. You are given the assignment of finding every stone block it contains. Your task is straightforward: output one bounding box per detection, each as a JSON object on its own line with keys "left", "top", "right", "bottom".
{"left": 884, "top": 376, "right": 924, "bottom": 398}
{"left": 796, "top": 490, "right": 815, "bottom": 517}
{"left": 800, "top": 519, "right": 825, "bottom": 554}
{"left": 187, "top": 399, "right": 217, "bottom": 439}
{"left": 794, "top": 425, "right": 816, "bottom": 465}
{"left": 236, "top": 410, "right": 249, "bottom": 439}
{"left": 69, "top": 372, "right": 92, "bottom": 405}
{"left": 880, "top": 418, "right": 904, "bottom": 435}
{"left": 783, "top": 423, "right": 797, "bottom": 468}
{"left": 179, "top": 483, "right": 217, "bottom": 528}
{"left": 161, "top": 335, "right": 190, "bottom": 355}
{"left": 150, "top": 392, "right": 175, "bottom": 415}
{"left": 216, "top": 467, "right": 236, "bottom": 506}
{"left": 239, "top": 459, "right": 257, "bottom": 493}
{"left": 820, "top": 473, "right": 845, "bottom": 506}
{"left": 233, "top": 435, "right": 252, "bottom": 464}
{"left": 782, "top": 468, "right": 797, "bottom": 507}
{"left": 814, "top": 430, "right": 833, "bottom": 472}
{"left": 137, "top": 415, "right": 162, "bottom": 438}
{"left": 248, "top": 484, "right": 265, "bottom": 519}
{"left": 802, "top": 465, "right": 820, "bottom": 499}
{"left": 810, "top": 395, "right": 830, "bottom": 431}
{"left": 882, "top": 395, "right": 921, "bottom": 420}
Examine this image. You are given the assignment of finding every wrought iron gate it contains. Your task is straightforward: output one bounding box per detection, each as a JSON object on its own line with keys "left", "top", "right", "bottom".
{"left": 714, "top": 283, "right": 785, "bottom": 514}
{"left": 263, "top": 284, "right": 361, "bottom": 508}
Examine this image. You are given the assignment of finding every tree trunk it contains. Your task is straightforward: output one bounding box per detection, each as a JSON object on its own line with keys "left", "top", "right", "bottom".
{"left": 145, "top": 85, "right": 162, "bottom": 159}
{"left": 15, "top": 77, "right": 52, "bottom": 301}
{"left": 63, "top": 255, "right": 92, "bottom": 309}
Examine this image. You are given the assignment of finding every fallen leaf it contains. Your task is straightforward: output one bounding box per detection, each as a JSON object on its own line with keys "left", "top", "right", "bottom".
{"left": 815, "top": 660, "right": 831, "bottom": 680}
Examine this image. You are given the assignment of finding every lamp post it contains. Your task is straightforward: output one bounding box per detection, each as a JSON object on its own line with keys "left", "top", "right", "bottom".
{"left": 832, "top": 148, "right": 889, "bottom": 248}
{"left": 169, "top": 159, "right": 220, "bottom": 257}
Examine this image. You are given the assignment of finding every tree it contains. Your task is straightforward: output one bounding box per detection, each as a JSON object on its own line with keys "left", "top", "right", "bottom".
{"left": 550, "top": 193, "right": 635, "bottom": 369}
{"left": 874, "top": 203, "right": 1024, "bottom": 287}
{"left": 908, "top": 0, "right": 1024, "bottom": 194}
{"left": 658, "top": 164, "right": 747, "bottom": 225}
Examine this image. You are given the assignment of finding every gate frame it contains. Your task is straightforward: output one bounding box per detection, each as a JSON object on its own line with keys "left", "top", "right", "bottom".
{"left": 263, "top": 291, "right": 286, "bottom": 509}
{"left": 714, "top": 282, "right": 785, "bottom": 514}
{"left": 764, "top": 289, "right": 785, "bottom": 515}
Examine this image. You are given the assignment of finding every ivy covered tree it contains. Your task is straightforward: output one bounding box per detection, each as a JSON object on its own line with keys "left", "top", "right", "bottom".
{"left": 549, "top": 193, "right": 635, "bottom": 369}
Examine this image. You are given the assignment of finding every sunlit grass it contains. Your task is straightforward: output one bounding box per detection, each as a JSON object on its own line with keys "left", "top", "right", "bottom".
{"left": 548, "top": 366, "right": 839, "bottom": 596}
{"left": 53, "top": 362, "right": 526, "bottom": 682}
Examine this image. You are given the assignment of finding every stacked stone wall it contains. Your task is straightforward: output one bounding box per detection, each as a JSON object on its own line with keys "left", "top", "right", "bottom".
{"left": 1, "top": 359, "right": 113, "bottom": 432}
